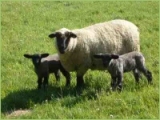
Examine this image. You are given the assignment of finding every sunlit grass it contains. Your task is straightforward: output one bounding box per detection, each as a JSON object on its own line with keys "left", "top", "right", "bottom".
{"left": 1, "top": 1, "right": 159, "bottom": 119}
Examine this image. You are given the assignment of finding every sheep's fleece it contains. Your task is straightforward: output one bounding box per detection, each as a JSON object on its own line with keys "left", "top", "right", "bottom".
{"left": 49, "top": 19, "right": 140, "bottom": 78}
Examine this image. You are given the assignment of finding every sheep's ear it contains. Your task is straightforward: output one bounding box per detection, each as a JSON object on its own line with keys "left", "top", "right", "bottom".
{"left": 24, "top": 54, "right": 33, "bottom": 59}
{"left": 41, "top": 53, "right": 49, "bottom": 58}
{"left": 48, "top": 32, "right": 61, "bottom": 38}
{"left": 111, "top": 54, "right": 119, "bottom": 59}
{"left": 69, "top": 32, "right": 77, "bottom": 38}
{"left": 65, "top": 31, "right": 77, "bottom": 38}
{"left": 48, "top": 33, "right": 56, "bottom": 38}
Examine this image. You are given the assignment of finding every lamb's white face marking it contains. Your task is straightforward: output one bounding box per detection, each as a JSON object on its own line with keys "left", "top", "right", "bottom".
{"left": 31, "top": 55, "right": 41, "bottom": 68}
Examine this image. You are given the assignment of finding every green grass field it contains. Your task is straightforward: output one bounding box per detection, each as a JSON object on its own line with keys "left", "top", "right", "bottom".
{"left": 1, "top": 1, "right": 159, "bottom": 119}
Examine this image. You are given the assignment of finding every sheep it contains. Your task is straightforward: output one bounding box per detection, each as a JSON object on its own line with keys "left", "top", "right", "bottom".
{"left": 94, "top": 51, "right": 152, "bottom": 91}
{"left": 24, "top": 53, "right": 71, "bottom": 89}
{"left": 48, "top": 19, "right": 140, "bottom": 87}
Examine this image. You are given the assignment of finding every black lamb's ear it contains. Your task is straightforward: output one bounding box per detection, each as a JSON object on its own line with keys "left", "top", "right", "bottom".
{"left": 24, "top": 54, "right": 33, "bottom": 59}
{"left": 41, "top": 53, "right": 49, "bottom": 58}
{"left": 111, "top": 54, "right": 119, "bottom": 59}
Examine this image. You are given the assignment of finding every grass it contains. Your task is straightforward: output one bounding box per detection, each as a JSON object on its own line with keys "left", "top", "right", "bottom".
{"left": 1, "top": 1, "right": 159, "bottom": 119}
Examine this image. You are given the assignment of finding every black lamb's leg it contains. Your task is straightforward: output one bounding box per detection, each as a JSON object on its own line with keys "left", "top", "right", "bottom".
{"left": 37, "top": 77, "right": 42, "bottom": 89}
{"left": 43, "top": 75, "right": 49, "bottom": 89}
{"left": 117, "top": 73, "right": 123, "bottom": 91}
{"left": 55, "top": 70, "right": 60, "bottom": 82}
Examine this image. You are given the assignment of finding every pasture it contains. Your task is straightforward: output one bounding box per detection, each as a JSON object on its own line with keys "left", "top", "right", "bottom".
{"left": 1, "top": 1, "right": 159, "bottom": 119}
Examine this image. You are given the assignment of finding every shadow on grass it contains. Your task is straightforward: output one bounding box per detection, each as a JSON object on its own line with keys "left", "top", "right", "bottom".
{"left": 1, "top": 84, "right": 100, "bottom": 113}
{"left": 2, "top": 79, "right": 149, "bottom": 114}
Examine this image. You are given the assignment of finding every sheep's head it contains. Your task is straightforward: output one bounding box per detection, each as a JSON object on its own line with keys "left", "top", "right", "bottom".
{"left": 94, "top": 53, "right": 119, "bottom": 67}
{"left": 24, "top": 53, "right": 49, "bottom": 68}
{"left": 48, "top": 28, "right": 77, "bottom": 54}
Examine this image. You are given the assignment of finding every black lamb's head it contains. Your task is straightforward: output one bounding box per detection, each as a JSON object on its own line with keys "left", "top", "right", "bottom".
{"left": 24, "top": 53, "right": 49, "bottom": 68}
{"left": 94, "top": 53, "right": 119, "bottom": 67}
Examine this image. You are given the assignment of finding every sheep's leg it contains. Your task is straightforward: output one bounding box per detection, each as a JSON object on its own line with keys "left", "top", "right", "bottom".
{"left": 55, "top": 70, "right": 60, "bottom": 82}
{"left": 77, "top": 75, "right": 84, "bottom": 87}
{"left": 64, "top": 72, "right": 71, "bottom": 86}
{"left": 43, "top": 75, "right": 49, "bottom": 89}
{"left": 76, "top": 69, "right": 87, "bottom": 88}
{"left": 117, "top": 73, "right": 123, "bottom": 91}
{"left": 37, "top": 77, "right": 42, "bottom": 89}
{"left": 111, "top": 75, "right": 117, "bottom": 91}
{"left": 60, "top": 66, "right": 71, "bottom": 86}
{"left": 133, "top": 69, "right": 140, "bottom": 83}
{"left": 146, "top": 70, "right": 152, "bottom": 84}
{"left": 140, "top": 67, "right": 152, "bottom": 84}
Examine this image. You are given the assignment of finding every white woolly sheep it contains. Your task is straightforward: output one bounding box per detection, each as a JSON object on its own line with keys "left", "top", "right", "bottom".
{"left": 48, "top": 19, "right": 140, "bottom": 87}
{"left": 24, "top": 53, "right": 71, "bottom": 89}
{"left": 94, "top": 51, "right": 152, "bottom": 91}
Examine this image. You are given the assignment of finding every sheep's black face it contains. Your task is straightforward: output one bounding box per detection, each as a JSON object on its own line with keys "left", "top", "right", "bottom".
{"left": 56, "top": 32, "right": 70, "bottom": 54}
{"left": 49, "top": 31, "right": 77, "bottom": 54}
{"left": 94, "top": 54, "right": 119, "bottom": 67}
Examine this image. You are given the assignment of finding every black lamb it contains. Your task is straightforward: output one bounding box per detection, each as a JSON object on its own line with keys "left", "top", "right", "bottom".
{"left": 24, "top": 53, "right": 71, "bottom": 89}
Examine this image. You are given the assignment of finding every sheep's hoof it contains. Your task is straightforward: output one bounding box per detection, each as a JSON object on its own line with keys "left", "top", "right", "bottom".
{"left": 117, "top": 86, "right": 122, "bottom": 92}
